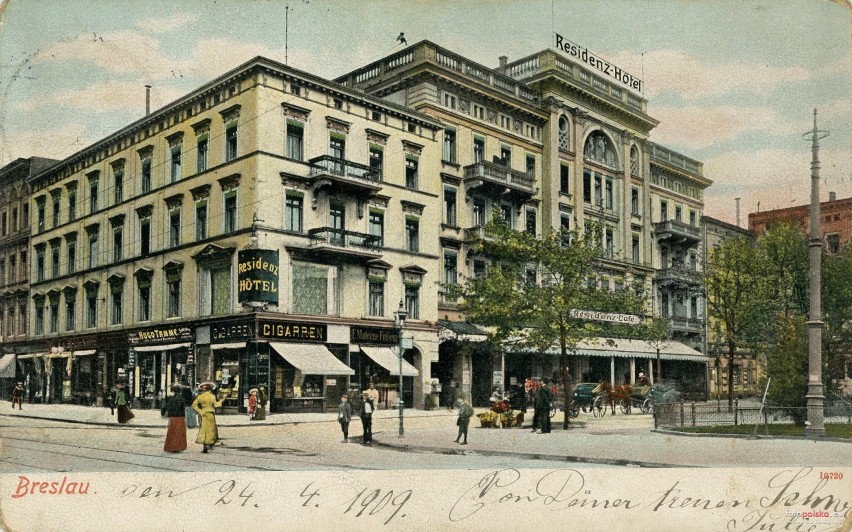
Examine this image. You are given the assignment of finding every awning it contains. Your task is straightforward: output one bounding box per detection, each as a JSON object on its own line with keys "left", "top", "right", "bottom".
{"left": 72, "top": 349, "right": 97, "bottom": 356}
{"left": 16, "top": 353, "right": 44, "bottom": 360}
{"left": 132, "top": 342, "right": 192, "bottom": 352}
{"left": 269, "top": 342, "right": 354, "bottom": 376}
{"left": 211, "top": 342, "right": 246, "bottom": 350}
{"left": 360, "top": 346, "right": 419, "bottom": 377}
{"left": 438, "top": 320, "right": 488, "bottom": 343}
{"left": 513, "top": 337, "right": 708, "bottom": 362}
{"left": 0, "top": 354, "right": 16, "bottom": 378}
{"left": 46, "top": 352, "right": 71, "bottom": 358}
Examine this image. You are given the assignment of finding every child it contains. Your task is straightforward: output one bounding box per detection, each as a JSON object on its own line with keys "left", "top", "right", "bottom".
{"left": 338, "top": 395, "right": 353, "bottom": 443}
{"left": 248, "top": 388, "right": 258, "bottom": 421}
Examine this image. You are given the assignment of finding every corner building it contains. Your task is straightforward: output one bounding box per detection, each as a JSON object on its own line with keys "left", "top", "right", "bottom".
{"left": 339, "top": 42, "right": 711, "bottom": 404}
{"left": 27, "top": 57, "right": 442, "bottom": 412}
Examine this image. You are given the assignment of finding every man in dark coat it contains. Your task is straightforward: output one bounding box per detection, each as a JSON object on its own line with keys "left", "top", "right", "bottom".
{"left": 11, "top": 382, "right": 24, "bottom": 410}
{"left": 359, "top": 391, "right": 375, "bottom": 444}
{"left": 537, "top": 379, "right": 553, "bottom": 433}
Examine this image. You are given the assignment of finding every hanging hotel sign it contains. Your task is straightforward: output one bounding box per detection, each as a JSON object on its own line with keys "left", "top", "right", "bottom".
{"left": 258, "top": 320, "right": 327, "bottom": 342}
{"left": 569, "top": 309, "right": 641, "bottom": 325}
{"left": 350, "top": 326, "right": 400, "bottom": 345}
{"left": 554, "top": 33, "right": 643, "bottom": 93}
{"left": 128, "top": 325, "right": 194, "bottom": 345}
{"left": 237, "top": 249, "right": 280, "bottom": 304}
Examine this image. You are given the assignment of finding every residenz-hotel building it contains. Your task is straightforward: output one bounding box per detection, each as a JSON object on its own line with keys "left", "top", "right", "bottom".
{"left": 15, "top": 40, "right": 712, "bottom": 412}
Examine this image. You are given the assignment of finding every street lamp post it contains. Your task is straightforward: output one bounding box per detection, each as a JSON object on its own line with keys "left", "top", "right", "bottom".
{"left": 802, "top": 109, "right": 828, "bottom": 437}
{"left": 394, "top": 300, "right": 408, "bottom": 438}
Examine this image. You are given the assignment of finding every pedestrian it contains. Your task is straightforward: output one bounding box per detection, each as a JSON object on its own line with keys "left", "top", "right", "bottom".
{"left": 366, "top": 382, "right": 379, "bottom": 405}
{"left": 192, "top": 382, "right": 224, "bottom": 453}
{"left": 538, "top": 379, "right": 553, "bottom": 434}
{"left": 454, "top": 398, "right": 474, "bottom": 445}
{"left": 444, "top": 380, "right": 457, "bottom": 411}
{"left": 248, "top": 388, "right": 258, "bottom": 421}
{"left": 530, "top": 380, "right": 541, "bottom": 433}
{"left": 163, "top": 385, "right": 187, "bottom": 453}
{"left": 255, "top": 384, "right": 268, "bottom": 421}
{"left": 11, "top": 382, "right": 24, "bottom": 410}
{"left": 338, "top": 394, "right": 353, "bottom": 443}
{"left": 113, "top": 382, "right": 134, "bottom": 424}
{"left": 182, "top": 383, "right": 198, "bottom": 429}
{"left": 359, "top": 391, "right": 374, "bottom": 444}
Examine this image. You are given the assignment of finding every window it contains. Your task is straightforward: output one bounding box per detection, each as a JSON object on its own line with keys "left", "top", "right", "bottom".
{"left": 371, "top": 111, "right": 382, "bottom": 121}
{"left": 404, "top": 284, "right": 420, "bottom": 320}
{"left": 594, "top": 176, "right": 602, "bottom": 206}
{"left": 140, "top": 217, "right": 151, "bottom": 256}
{"left": 368, "top": 281, "right": 384, "bottom": 317}
{"left": 197, "top": 134, "right": 209, "bottom": 172}
{"left": 443, "top": 128, "right": 457, "bottom": 163}
{"left": 525, "top": 155, "right": 535, "bottom": 177}
{"left": 169, "top": 209, "right": 181, "bottom": 247}
{"left": 0, "top": 260, "right": 4, "bottom": 286}
{"left": 20, "top": 251, "right": 26, "bottom": 279}
{"left": 558, "top": 116, "right": 570, "bottom": 150}
{"left": 827, "top": 234, "right": 840, "bottom": 254}
{"left": 63, "top": 295, "right": 75, "bottom": 331}
{"left": 660, "top": 200, "right": 668, "bottom": 221}
{"left": 560, "top": 214, "right": 571, "bottom": 235}
{"left": 472, "top": 197, "right": 486, "bottom": 226}
{"left": 369, "top": 145, "right": 383, "bottom": 181}
{"left": 22, "top": 204, "right": 28, "bottom": 228}
{"left": 224, "top": 190, "right": 237, "bottom": 233}
{"left": 8, "top": 256, "right": 15, "bottom": 284}
{"left": 689, "top": 210, "right": 696, "bottom": 226}
{"left": 632, "top": 236, "right": 640, "bottom": 263}
{"left": 525, "top": 208, "right": 536, "bottom": 235}
{"left": 473, "top": 137, "right": 484, "bottom": 163}
{"left": 195, "top": 201, "right": 208, "bottom": 240}
{"left": 68, "top": 190, "right": 76, "bottom": 222}
{"left": 605, "top": 228, "right": 614, "bottom": 258}
{"left": 407, "top": 122, "right": 416, "bottom": 133}
{"left": 444, "top": 187, "right": 457, "bottom": 226}
{"left": 630, "top": 146, "right": 640, "bottom": 175}
{"left": 35, "top": 304, "right": 44, "bottom": 335}
{"left": 89, "top": 180, "right": 98, "bottom": 214}
{"left": 334, "top": 98, "right": 343, "bottom": 110}
{"left": 583, "top": 170, "right": 592, "bottom": 203}
{"left": 500, "top": 145, "right": 511, "bottom": 167}
{"left": 525, "top": 266, "right": 537, "bottom": 286}
{"left": 473, "top": 260, "right": 487, "bottom": 279}
{"left": 284, "top": 193, "right": 303, "bottom": 232}
{"left": 113, "top": 166, "right": 124, "bottom": 204}
{"left": 111, "top": 287, "right": 123, "bottom": 325}
{"left": 52, "top": 196, "right": 60, "bottom": 228}
{"left": 405, "top": 157, "right": 418, "bottom": 189}
{"left": 141, "top": 156, "right": 152, "bottom": 194}
{"left": 86, "top": 290, "right": 97, "bottom": 328}
{"left": 368, "top": 210, "right": 384, "bottom": 246}
{"left": 37, "top": 200, "right": 45, "bottom": 232}
{"left": 11, "top": 208, "right": 17, "bottom": 231}
{"left": 631, "top": 188, "right": 640, "bottom": 216}
{"left": 329, "top": 201, "right": 345, "bottom": 234}
{"left": 661, "top": 294, "right": 669, "bottom": 318}
{"left": 36, "top": 247, "right": 45, "bottom": 282}
{"left": 500, "top": 114, "right": 511, "bottom": 129}
{"left": 0, "top": 212, "right": 5, "bottom": 235}
{"left": 88, "top": 230, "right": 98, "bottom": 268}
{"left": 405, "top": 218, "right": 419, "bottom": 252}
{"left": 167, "top": 272, "right": 181, "bottom": 318}
{"left": 112, "top": 226, "right": 123, "bottom": 262}
{"left": 329, "top": 135, "right": 345, "bottom": 162}
{"left": 560, "top": 164, "right": 570, "bottom": 194}
{"left": 675, "top": 205, "right": 682, "bottom": 222}
{"left": 291, "top": 84, "right": 301, "bottom": 96}
{"left": 51, "top": 243, "right": 60, "bottom": 278}
{"left": 225, "top": 124, "right": 238, "bottom": 162}
{"left": 292, "top": 262, "right": 338, "bottom": 315}
{"left": 500, "top": 204, "right": 513, "bottom": 228}
{"left": 472, "top": 104, "right": 485, "bottom": 120}
{"left": 286, "top": 121, "right": 304, "bottom": 161}
{"left": 443, "top": 92, "right": 457, "bottom": 109}
{"left": 199, "top": 263, "right": 231, "bottom": 316}
{"left": 67, "top": 239, "right": 76, "bottom": 274}
{"left": 444, "top": 250, "right": 458, "bottom": 287}
{"left": 170, "top": 144, "right": 182, "bottom": 183}
{"left": 138, "top": 282, "right": 151, "bottom": 322}
{"left": 691, "top": 296, "right": 698, "bottom": 319}
{"left": 605, "top": 179, "right": 613, "bottom": 210}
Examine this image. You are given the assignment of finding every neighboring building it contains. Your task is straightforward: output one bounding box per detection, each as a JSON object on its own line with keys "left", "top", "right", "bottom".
{"left": 26, "top": 57, "right": 443, "bottom": 411}
{"left": 702, "top": 216, "right": 761, "bottom": 398}
{"left": 338, "top": 42, "right": 712, "bottom": 404}
{"left": 748, "top": 192, "right": 852, "bottom": 253}
{"left": 0, "top": 157, "right": 58, "bottom": 401}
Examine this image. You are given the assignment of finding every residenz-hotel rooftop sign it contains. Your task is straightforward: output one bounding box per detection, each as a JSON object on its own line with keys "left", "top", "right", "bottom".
{"left": 554, "top": 33, "right": 643, "bottom": 93}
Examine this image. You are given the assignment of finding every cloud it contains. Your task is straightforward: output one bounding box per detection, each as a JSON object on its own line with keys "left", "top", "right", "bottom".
{"left": 649, "top": 105, "right": 798, "bottom": 151}
{"left": 135, "top": 13, "right": 199, "bottom": 34}
{"left": 608, "top": 50, "right": 811, "bottom": 100}
{"left": 35, "top": 30, "right": 173, "bottom": 78}
{"left": 15, "top": 80, "right": 186, "bottom": 114}
{"left": 0, "top": 122, "right": 93, "bottom": 165}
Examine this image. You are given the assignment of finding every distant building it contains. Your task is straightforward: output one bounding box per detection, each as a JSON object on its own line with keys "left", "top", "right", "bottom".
{"left": 748, "top": 192, "right": 851, "bottom": 253}
{"left": 701, "top": 216, "right": 762, "bottom": 398}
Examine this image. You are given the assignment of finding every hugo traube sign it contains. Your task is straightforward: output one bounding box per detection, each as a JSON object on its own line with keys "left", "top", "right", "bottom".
{"left": 237, "top": 249, "right": 279, "bottom": 304}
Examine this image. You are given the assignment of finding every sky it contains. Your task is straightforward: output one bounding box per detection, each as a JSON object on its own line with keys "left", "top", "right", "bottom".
{"left": 0, "top": 0, "right": 850, "bottom": 226}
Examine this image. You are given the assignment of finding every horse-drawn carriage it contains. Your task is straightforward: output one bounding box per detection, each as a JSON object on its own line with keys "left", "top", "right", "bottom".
{"left": 591, "top": 381, "right": 654, "bottom": 416}
{"left": 568, "top": 383, "right": 599, "bottom": 418}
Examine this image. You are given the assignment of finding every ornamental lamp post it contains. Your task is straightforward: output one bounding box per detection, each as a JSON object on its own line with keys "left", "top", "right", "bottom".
{"left": 394, "top": 300, "right": 408, "bottom": 438}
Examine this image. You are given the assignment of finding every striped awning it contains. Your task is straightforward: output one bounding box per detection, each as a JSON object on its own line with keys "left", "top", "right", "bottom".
{"left": 512, "top": 337, "right": 707, "bottom": 362}
{"left": 0, "top": 354, "right": 16, "bottom": 378}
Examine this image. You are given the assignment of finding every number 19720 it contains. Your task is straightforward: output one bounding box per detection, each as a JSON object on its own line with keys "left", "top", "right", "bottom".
{"left": 819, "top": 471, "right": 843, "bottom": 480}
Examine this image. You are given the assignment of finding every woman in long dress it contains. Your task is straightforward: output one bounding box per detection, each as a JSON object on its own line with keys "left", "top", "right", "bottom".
{"left": 182, "top": 384, "right": 198, "bottom": 429}
{"left": 192, "top": 382, "right": 223, "bottom": 453}
{"left": 255, "top": 384, "right": 267, "bottom": 421}
{"left": 163, "top": 385, "right": 187, "bottom": 453}
{"left": 114, "top": 383, "right": 134, "bottom": 424}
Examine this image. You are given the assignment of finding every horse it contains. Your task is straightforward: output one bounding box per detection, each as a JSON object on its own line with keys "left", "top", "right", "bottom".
{"left": 592, "top": 381, "right": 632, "bottom": 415}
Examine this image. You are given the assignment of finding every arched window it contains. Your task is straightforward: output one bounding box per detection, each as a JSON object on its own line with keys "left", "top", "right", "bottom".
{"left": 630, "top": 145, "right": 640, "bottom": 176}
{"left": 558, "top": 116, "right": 570, "bottom": 151}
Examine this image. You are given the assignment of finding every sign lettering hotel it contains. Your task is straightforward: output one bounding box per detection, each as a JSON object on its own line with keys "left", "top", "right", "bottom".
{"left": 554, "top": 33, "right": 643, "bottom": 93}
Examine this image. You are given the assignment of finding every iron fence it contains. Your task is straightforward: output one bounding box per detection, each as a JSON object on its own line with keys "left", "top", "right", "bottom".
{"left": 654, "top": 398, "right": 852, "bottom": 430}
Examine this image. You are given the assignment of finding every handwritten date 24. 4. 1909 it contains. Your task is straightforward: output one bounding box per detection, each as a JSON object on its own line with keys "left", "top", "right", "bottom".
{"left": 300, "top": 482, "right": 413, "bottom": 526}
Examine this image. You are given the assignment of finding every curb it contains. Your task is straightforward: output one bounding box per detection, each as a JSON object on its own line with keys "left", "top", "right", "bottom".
{"left": 653, "top": 427, "right": 852, "bottom": 444}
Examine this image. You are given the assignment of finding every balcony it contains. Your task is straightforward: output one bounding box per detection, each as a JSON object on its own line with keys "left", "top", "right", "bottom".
{"left": 654, "top": 220, "right": 701, "bottom": 246}
{"left": 657, "top": 264, "right": 703, "bottom": 287}
{"left": 463, "top": 225, "right": 500, "bottom": 243}
{"left": 307, "top": 155, "right": 382, "bottom": 195}
{"left": 463, "top": 161, "right": 537, "bottom": 200}
{"left": 307, "top": 227, "right": 382, "bottom": 261}
{"left": 669, "top": 316, "right": 704, "bottom": 334}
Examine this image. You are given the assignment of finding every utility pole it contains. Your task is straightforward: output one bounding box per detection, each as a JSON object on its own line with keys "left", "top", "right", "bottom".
{"left": 802, "top": 109, "right": 827, "bottom": 437}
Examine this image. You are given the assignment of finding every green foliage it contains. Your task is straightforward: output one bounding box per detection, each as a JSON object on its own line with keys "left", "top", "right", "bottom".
{"left": 822, "top": 243, "right": 852, "bottom": 395}
{"left": 759, "top": 315, "right": 808, "bottom": 424}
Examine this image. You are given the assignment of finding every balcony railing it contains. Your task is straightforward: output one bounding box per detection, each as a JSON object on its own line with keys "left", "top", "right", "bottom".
{"left": 463, "top": 225, "right": 501, "bottom": 242}
{"left": 657, "top": 264, "right": 703, "bottom": 285}
{"left": 307, "top": 155, "right": 381, "bottom": 189}
{"left": 464, "top": 161, "right": 536, "bottom": 195}
{"left": 308, "top": 227, "right": 382, "bottom": 253}
{"left": 654, "top": 220, "right": 701, "bottom": 244}
{"left": 669, "top": 316, "right": 704, "bottom": 332}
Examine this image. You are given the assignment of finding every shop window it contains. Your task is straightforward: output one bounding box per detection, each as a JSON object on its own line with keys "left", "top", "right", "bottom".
{"left": 199, "top": 262, "right": 232, "bottom": 316}
{"left": 369, "top": 145, "right": 383, "bottom": 181}
{"left": 443, "top": 128, "right": 457, "bottom": 163}
{"left": 285, "top": 193, "right": 303, "bottom": 232}
{"left": 444, "top": 187, "right": 457, "bottom": 226}
{"left": 292, "top": 262, "right": 338, "bottom": 315}
{"left": 286, "top": 121, "right": 304, "bottom": 161}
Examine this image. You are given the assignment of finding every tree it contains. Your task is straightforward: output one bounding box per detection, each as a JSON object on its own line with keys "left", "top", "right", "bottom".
{"left": 761, "top": 314, "right": 808, "bottom": 424}
{"left": 459, "top": 220, "right": 650, "bottom": 429}
{"left": 822, "top": 243, "right": 852, "bottom": 397}
{"left": 704, "top": 236, "right": 770, "bottom": 408}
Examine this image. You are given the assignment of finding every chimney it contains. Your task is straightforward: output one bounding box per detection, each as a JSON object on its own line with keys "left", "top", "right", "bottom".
{"left": 829, "top": 191, "right": 836, "bottom": 202}
{"left": 145, "top": 85, "right": 151, "bottom": 116}
{"left": 735, "top": 197, "right": 741, "bottom": 227}
{"left": 498, "top": 55, "right": 508, "bottom": 73}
